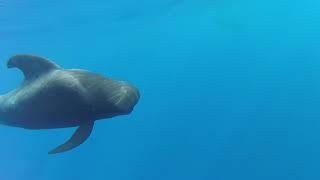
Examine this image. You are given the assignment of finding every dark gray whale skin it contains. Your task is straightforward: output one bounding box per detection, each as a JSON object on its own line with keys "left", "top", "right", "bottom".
{"left": 0, "top": 55, "right": 140, "bottom": 154}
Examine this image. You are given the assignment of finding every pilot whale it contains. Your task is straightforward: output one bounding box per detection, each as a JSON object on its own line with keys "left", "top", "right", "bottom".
{"left": 0, "top": 55, "right": 140, "bottom": 154}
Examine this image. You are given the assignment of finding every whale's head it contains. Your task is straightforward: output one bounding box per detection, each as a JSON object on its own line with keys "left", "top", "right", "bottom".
{"left": 90, "top": 78, "right": 140, "bottom": 119}
{"left": 109, "top": 81, "right": 140, "bottom": 115}
{"left": 67, "top": 69, "right": 140, "bottom": 119}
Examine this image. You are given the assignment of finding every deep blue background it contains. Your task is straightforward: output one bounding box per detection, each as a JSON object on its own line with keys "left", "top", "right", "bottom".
{"left": 1, "top": 0, "right": 320, "bottom": 179}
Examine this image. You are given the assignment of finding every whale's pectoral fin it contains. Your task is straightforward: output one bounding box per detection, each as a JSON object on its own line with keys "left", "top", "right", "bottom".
{"left": 7, "top": 54, "right": 61, "bottom": 80}
{"left": 48, "top": 121, "right": 94, "bottom": 154}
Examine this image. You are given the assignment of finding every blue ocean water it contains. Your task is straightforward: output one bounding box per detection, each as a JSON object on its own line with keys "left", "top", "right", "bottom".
{"left": 1, "top": 0, "right": 320, "bottom": 179}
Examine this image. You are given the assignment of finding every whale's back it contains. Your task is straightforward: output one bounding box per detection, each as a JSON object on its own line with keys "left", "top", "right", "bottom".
{"left": 1, "top": 70, "right": 92, "bottom": 129}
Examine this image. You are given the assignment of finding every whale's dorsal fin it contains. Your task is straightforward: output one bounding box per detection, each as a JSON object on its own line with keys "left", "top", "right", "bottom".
{"left": 48, "top": 121, "right": 94, "bottom": 154}
{"left": 7, "top": 54, "right": 61, "bottom": 80}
